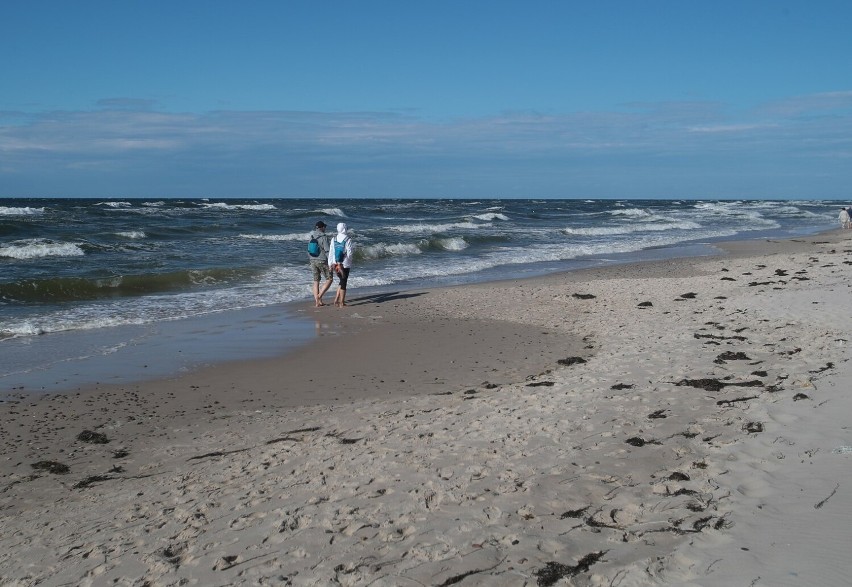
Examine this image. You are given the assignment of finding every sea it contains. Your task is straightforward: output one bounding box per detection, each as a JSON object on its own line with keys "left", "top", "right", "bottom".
{"left": 0, "top": 197, "right": 844, "bottom": 395}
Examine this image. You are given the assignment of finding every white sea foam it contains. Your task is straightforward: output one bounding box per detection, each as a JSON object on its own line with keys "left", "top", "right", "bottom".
{"left": 436, "top": 237, "right": 469, "bottom": 251}
{"left": 694, "top": 202, "right": 779, "bottom": 227}
{"left": 564, "top": 220, "right": 701, "bottom": 236}
{"left": 202, "top": 202, "right": 277, "bottom": 211}
{"left": 472, "top": 212, "right": 509, "bottom": 221}
{"left": 0, "top": 321, "right": 46, "bottom": 337}
{"left": 314, "top": 207, "right": 346, "bottom": 217}
{"left": 0, "top": 206, "right": 45, "bottom": 216}
{"left": 391, "top": 221, "right": 484, "bottom": 234}
{"left": 97, "top": 201, "right": 132, "bottom": 208}
{"left": 116, "top": 231, "right": 146, "bottom": 239}
{"left": 359, "top": 243, "right": 423, "bottom": 259}
{"left": 240, "top": 233, "right": 308, "bottom": 242}
{"left": 749, "top": 202, "right": 818, "bottom": 218}
{"left": 611, "top": 208, "right": 653, "bottom": 218}
{"left": 564, "top": 226, "right": 641, "bottom": 237}
{"left": 0, "top": 240, "right": 85, "bottom": 259}
{"left": 239, "top": 204, "right": 276, "bottom": 211}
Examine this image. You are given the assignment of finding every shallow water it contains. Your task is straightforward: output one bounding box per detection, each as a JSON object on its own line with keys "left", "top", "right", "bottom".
{"left": 0, "top": 197, "right": 843, "bottom": 394}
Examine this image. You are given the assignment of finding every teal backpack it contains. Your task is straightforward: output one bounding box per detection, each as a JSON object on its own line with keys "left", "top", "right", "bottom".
{"left": 307, "top": 235, "right": 321, "bottom": 257}
{"left": 333, "top": 237, "right": 348, "bottom": 263}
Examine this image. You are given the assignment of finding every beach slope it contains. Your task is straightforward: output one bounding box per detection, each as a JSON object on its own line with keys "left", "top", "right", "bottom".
{"left": 1, "top": 232, "right": 851, "bottom": 586}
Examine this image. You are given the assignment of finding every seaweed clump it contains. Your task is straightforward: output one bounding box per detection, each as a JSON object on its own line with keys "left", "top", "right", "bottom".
{"left": 31, "top": 461, "right": 70, "bottom": 474}
{"left": 77, "top": 430, "right": 109, "bottom": 444}
{"left": 534, "top": 551, "right": 607, "bottom": 586}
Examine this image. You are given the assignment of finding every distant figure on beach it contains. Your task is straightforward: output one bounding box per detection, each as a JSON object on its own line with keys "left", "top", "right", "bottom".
{"left": 840, "top": 208, "right": 850, "bottom": 229}
{"left": 307, "top": 221, "right": 333, "bottom": 306}
{"left": 328, "top": 222, "right": 354, "bottom": 307}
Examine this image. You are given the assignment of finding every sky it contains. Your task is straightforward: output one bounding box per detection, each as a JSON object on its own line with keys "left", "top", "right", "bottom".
{"left": 1, "top": 1, "right": 851, "bottom": 200}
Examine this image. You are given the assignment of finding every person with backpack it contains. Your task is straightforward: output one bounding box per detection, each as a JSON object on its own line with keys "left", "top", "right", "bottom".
{"left": 307, "top": 221, "right": 333, "bottom": 306}
{"left": 328, "top": 222, "right": 354, "bottom": 307}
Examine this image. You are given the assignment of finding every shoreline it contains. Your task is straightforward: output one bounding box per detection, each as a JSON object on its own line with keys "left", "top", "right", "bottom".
{"left": 1, "top": 229, "right": 850, "bottom": 585}
{"left": 0, "top": 228, "right": 789, "bottom": 397}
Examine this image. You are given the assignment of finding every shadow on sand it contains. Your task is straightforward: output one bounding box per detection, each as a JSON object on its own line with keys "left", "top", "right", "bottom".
{"left": 349, "top": 291, "right": 427, "bottom": 305}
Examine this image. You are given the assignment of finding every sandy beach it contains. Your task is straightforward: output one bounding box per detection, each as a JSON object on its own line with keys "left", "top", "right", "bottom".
{"left": 1, "top": 231, "right": 851, "bottom": 586}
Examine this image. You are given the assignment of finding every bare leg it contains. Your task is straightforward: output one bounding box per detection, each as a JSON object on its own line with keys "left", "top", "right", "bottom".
{"left": 317, "top": 278, "right": 332, "bottom": 306}
{"left": 333, "top": 287, "right": 347, "bottom": 307}
{"left": 312, "top": 281, "right": 322, "bottom": 307}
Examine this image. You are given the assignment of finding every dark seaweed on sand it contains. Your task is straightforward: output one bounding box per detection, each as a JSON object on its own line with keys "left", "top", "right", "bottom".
{"left": 31, "top": 460, "right": 70, "bottom": 474}
{"left": 716, "top": 396, "right": 760, "bottom": 406}
{"left": 560, "top": 506, "right": 590, "bottom": 519}
{"left": 557, "top": 357, "right": 587, "bottom": 366}
{"left": 675, "top": 378, "right": 763, "bottom": 392}
{"left": 743, "top": 422, "right": 764, "bottom": 434}
{"left": 187, "top": 448, "right": 251, "bottom": 461}
{"left": 534, "top": 551, "right": 607, "bottom": 586}
{"left": 77, "top": 430, "right": 109, "bottom": 444}
{"left": 74, "top": 474, "right": 115, "bottom": 489}
{"left": 694, "top": 333, "right": 747, "bottom": 341}
{"left": 714, "top": 351, "right": 751, "bottom": 363}
{"left": 809, "top": 362, "right": 835, "bottom": 374}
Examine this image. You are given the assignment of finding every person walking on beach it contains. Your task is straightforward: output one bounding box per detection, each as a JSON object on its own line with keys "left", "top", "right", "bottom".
{"left": 328, "top": 222, "right": 354, "bottom": 307}
{"left": 839, "top": 207, "right": 850, "bottom": 230}
{"left": 308, "top": 221, "right": 333, "bottom": 306}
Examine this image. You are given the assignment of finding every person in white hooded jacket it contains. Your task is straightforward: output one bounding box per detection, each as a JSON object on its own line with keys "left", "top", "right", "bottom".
{"left": 328, "top": 222, "right": 354, "bottom": 307}
{"left": 840, "top": 207, "right": 850, "bottom": 229}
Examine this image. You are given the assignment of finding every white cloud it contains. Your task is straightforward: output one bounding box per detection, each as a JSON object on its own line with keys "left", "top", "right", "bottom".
{"left": 759, "top": 90, "right": 852, "bottom": 117}
{"left": 688, "top": 123, "right": 779, "bottom": 133}
{"left": 1, "top": 91, "right": 851, "bottom": 197}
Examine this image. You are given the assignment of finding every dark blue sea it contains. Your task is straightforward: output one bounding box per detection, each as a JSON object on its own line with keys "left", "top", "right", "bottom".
{"left": 0, "top": 197, "right": 843, "bottom": 394}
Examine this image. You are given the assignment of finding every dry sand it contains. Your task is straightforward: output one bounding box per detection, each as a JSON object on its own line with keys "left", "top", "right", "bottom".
{"left": 1, "top": 231, "right": 851, "bottom": 586}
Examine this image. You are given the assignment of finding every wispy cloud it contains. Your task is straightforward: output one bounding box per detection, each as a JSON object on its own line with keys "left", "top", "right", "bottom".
{"left": 759, "top": 90, "right": 852, "bottom": 117}
{"left": 96, "top": 98, "right": 159, "bottom": 111}
{"left": 2, "top": 91, "right": 851, "bottom": 197}
{"left": 688, "top": 123, "right": 779, "bottom": 133}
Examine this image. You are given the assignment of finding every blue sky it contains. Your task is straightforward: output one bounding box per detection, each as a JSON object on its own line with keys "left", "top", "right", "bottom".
{"left": 2, "top": 1, "right": 851, "bottom": 199}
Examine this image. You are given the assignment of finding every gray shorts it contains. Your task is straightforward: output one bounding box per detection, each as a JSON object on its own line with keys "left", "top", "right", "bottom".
{"left": 310, "top": 259, "right": 331, "bottom": 282}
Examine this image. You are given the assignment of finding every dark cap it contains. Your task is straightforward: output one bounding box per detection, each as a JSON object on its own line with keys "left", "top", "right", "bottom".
{"left": 315, "top": 221, "right": 327, "bottom": 228}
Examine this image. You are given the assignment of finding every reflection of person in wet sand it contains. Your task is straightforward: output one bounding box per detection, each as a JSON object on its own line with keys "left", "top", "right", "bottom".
{"left": 328, "top": 222, "right": 354, "bottom": 307}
